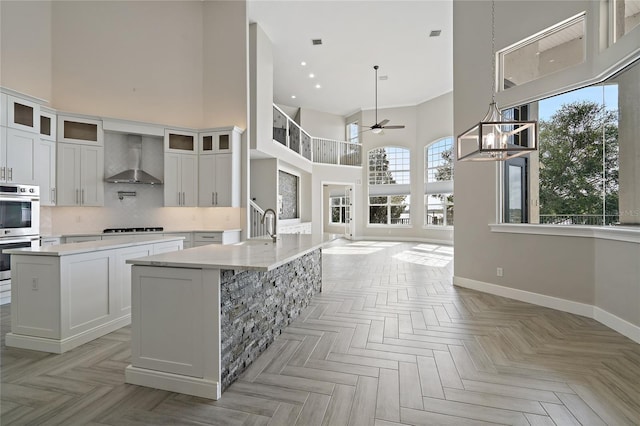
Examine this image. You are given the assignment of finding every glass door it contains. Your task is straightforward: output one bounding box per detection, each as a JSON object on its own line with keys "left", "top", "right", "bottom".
{"left": 344, "top": 186, "right": 353, "bottom": 239}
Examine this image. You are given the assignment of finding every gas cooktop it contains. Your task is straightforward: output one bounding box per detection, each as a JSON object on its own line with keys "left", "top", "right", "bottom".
{"left": 103, "top": 227, "right": 164, "bottom": 233}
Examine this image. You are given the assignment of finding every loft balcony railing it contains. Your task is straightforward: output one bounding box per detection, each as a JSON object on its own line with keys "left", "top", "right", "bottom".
{"left": 273, "top": 104, "right": 361, "bottom": 166}
{"left": 538, "top": 214, "right": 619, "bottom": 226}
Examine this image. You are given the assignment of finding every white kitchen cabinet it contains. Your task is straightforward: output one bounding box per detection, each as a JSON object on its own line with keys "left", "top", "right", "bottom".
{"left": 192, "top": 230, "right": 241, "bottom": 246}
{"left": 163, "top": 232, "right": 193, "bottom": 249}
{"left": 39, "top": 109, "right": 56, "bottom": 142}
{"left": 165, "top": 129, "right": 198, "bottom": 154}
{"left": 198, "top": 153, "right": 239, "bottom": 207}
{"left": 57, "top": 115, "right": 103, "bottom": 145}
{"left": 40, "top": 237, "right": 61, "bottom": 247}
{"left": 198, "top": 127, "right": 241, "bottom": 154}
{"left": 56, "top": 142, "right": 104, "bottom": 206}
{"left": 65, "top": 236, "right": 102, "bottom": 243}
{"left": 7, "top": 95, "right": 40, "bottom": 134}
{"left": 164, "top": 153, "right": 197, "bottom": 207}
{"left": 35, "top": 139, "right": 56, "bottom": 206}
{"left": 0, "top": 127, "right": 37, "bottom": 184}
{"left": 0, "top": 93, "right": 7, "bottom": 127}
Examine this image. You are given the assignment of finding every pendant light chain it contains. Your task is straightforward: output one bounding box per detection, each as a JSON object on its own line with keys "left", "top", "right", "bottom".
{"left": 491, "top": 0, "right": 496, "bottom": 104}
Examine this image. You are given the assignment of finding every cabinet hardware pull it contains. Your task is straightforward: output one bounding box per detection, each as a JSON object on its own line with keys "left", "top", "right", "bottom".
{"left": 52, "top": 188, "right": 56, "bottom": 203}
{"left": 1, "top": 167, "right": 5, "bottom": 180}
{"left": 178, "top": 192, "right": 181, "bottom": 206}
{"left": 76, "top": 189, "right": 79, "bottom": 204}
{"left": 212, "top": 192, "right": 214, "bottom": 205}
{"left": 8, "top": 168, "right": 12, "bottom": 180}
{"left": 82, "top": 189, "right": 85, "bottom": 204}
{"left": 201, "top": 236, "right": 216, "bottom": 239}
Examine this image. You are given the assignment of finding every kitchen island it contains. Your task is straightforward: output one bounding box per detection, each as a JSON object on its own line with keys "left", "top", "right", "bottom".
{"left": 5, "top": 236, "right": 184, "bottom": 354}
{"left": 125, "top": 234, "right": 325, "bottom": 400}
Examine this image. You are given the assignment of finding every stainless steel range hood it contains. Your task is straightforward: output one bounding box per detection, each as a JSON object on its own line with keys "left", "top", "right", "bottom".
{"left": 105, "top": 135, "right": 162, "bottom": 185}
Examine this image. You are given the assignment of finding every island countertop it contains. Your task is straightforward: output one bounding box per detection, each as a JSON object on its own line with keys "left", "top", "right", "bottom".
{"left": 127, "top": 234, "right": 329, "bottom": 271}
{"left": 4, "top": 235, "right": 186, "bottom": 257}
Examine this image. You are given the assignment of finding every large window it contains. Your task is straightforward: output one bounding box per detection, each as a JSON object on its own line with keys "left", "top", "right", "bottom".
{"left": 499, "top": 13, "right": 585, "bottom": 90}
{"left": 425, "top": 138, "right": 454, "bottom": 226}
{"left": 503, "top": 59, "right": 631, "bottom": 226}
{"left": 368, "top": 147, "right": 411, "bottom": 225}
{"left": 346, "top": 121, "right": 359, "bottom": 144}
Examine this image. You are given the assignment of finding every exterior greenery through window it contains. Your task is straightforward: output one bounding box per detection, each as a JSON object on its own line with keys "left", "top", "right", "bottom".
{"left": 330, "top": 196, "right": 347, "bottom": 223}
{"left": 425, "top": 138, "right": 454, "bottom": 226}
{"left": 504, "top": 81, "right": 620, "bottom": 226}
{"left": 368, "top": 147, "right": 410, "bottom": 225}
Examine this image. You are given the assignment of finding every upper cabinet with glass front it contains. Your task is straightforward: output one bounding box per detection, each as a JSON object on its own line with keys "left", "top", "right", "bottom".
{"left": 57, "top": 115, "right": 104, "bottom": 145}
{"left": 39, "top": 108, "right": 57, "bottom": 141}
{"left": 164, "top": 129, "right": 198, "bottom": 154}
{"left": 199, "top": 126, "right": 241, "bottom": 154}
{"left": 7, "top": 95, "right": 40, "bottom": 134}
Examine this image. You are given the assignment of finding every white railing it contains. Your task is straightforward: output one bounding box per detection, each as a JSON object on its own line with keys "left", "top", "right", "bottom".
{"left": 250, "top": 200, "right": 268, "bottom": 238}
{"left": 272, "top": 104, "right": 360, "bottom": 166}
{"left": 312, "top": 137, "right": 362, "bottom": 166}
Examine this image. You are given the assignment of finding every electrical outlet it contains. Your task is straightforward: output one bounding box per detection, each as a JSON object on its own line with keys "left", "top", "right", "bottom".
{"left": 497, "top": 267, "right": 503, "bottom": 277}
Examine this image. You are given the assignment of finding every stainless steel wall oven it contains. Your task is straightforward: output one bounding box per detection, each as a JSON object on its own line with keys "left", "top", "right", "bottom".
{"left": 0, "top": 184, "right": 40, "bottom": 286}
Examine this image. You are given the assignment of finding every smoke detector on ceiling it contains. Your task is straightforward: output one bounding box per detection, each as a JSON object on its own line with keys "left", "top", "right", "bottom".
{"left": 379, "top": 75, "right": 388, "bottom": 81}
{"left": 429, "top": 30, "right": 442, "bottom": 37}
{"left": 311, "top": 39, "right": 323, "bottom": 45}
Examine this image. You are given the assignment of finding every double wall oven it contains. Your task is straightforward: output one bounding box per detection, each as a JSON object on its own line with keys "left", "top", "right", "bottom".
{"left": 0, "top": 184, "right": 40, "bottom": 282}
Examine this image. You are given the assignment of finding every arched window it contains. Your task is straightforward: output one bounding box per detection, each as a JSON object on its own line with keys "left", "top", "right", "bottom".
{"left": 368, "top": 147, "right": 411, "bottom": 225}
{"left": 425, "top": 138, "right": 454, "bottom": 226}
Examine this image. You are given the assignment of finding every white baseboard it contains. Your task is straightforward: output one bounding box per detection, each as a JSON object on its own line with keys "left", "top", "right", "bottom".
{"left": 594, "top": 307, "right": 640, "bottom": 344}
{"left": 125, "top": 365, "right": 221, "bottom": 400}
{"left": 453, "top": 276, "right": 640, "bottom": 345}
{"left": 5, "top": 315, "right": 131, "bottom": 354}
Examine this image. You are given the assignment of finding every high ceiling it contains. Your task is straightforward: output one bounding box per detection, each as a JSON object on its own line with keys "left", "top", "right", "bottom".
{"left": 247, "top": 1, "right": 453, "bottom": 117}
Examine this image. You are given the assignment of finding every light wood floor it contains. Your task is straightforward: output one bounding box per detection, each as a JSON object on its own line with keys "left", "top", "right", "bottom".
{"left": 2, "top": 239, "right": 640, "bottom": 425}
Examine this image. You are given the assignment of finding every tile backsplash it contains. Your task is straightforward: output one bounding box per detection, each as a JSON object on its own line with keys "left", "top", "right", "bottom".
{"left": 40, "top": 131, "right": 242, "bottom": 235}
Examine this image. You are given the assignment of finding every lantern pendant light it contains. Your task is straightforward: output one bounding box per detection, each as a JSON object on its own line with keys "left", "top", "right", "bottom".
{"left": 456, "top": 0, "right": 538, "bottom": 162}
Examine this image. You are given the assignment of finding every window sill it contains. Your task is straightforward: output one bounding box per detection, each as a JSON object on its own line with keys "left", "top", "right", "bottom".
{"left": 366, "top": 224, "right": 412, "bottom": 228}
{"left": 489, "top": 223, "right": 640, "bottom": 244}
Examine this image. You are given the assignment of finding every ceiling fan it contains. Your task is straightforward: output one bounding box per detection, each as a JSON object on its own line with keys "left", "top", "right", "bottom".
{"left": 361, "top": 65, "right": 406, "bottom": 134}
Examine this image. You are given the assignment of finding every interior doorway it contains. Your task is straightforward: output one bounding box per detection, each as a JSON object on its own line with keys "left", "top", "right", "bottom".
{"left": 323, "top": 184, "right": 355, "bottom": 239}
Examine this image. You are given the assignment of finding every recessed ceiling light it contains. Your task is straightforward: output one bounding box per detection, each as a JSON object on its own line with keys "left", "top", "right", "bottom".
{"left": 315, "top": 84, "right": 321, "bottom": 89}
{"left": 291, "top": 95, "right": 296, "bottom": 99}
{"left": 312, "top": 39, "right": 322, "bottom": 45}
{"left": 309, "top": 73, "right": 315, "bottom": 78}
{"left": 379, "top": 75, "right": 388, "bottom": 81}
{"left": 300, "top": 61, "right": 307, "bottom": 66}
{"left": 429, "top": 30, "right": 441, "bottom": 37}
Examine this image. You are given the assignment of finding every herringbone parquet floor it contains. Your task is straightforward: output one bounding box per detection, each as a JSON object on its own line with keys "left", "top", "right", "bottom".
{"left": 2, "top": 239, "right": 640, "bottom": 425}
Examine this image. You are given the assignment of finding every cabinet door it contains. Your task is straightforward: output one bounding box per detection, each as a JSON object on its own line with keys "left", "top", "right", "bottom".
{"left": 214, "top": 154, "right": 233, "bottom": 207}
{"left": 5, "top": 127, "right": 37, "bottom": 184}
{"left": 164, "top": 153, "right": 181, "bottom": 206}
{"left": 56, "top": 143, "right": 81, "bottom": 206}
{"left": 7, "top": 96, "right": 39, "bottom": 133}
{"left": 39, "top": 110, "right": 57, "bottom": 141}
{"left": 180, "top": 154, "right": 198, "bottom": 207}
{"left": 80, "top": 145, "right": 104, "bottom": 206}
{"left": 198, "top": 155, "right": 215, "bottom": 206}
{"left": 164, "top": 129, "right": 197, "bottom": 153}
{"left": 58, "top": 115, "right": 103, "bottom": 145}
{"left": 35, "top": 139, "right": 57, "bottom": 206}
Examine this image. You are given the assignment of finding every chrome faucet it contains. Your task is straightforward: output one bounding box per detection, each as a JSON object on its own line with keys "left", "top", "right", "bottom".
{"left": 261, "top": 208, "right": 277, "bottom": 242}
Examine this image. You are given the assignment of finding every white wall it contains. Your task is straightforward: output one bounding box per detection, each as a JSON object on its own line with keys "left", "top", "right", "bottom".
{"left": 51, "top": 1, "right": 205, "bottom": 128}
{"left": 0, "top": 1, "right": 52, "bottom": 101}
{"left": 250, "top": 158, "right": 278, "bottom": 211}
{"left": 453, "top": 0, "right": 640, "bottom": 330}
{"left": 298, "top": 108, "right": 345, "bottom": 140}
{"left": 249, "top": 23, "right": 273, "bottom": 151}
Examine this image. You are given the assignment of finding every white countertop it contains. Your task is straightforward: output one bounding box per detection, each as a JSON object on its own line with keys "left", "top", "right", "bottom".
{"left": 127, "top": 234, "right": 329, "bottom": 272}
{"left": 5, "top": 236, "right": 185, "bottom": 257}
{"left": 41, "top": 229, "right": 242, "bottom": 239}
